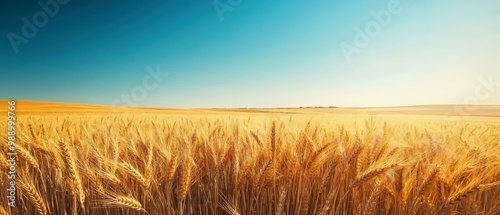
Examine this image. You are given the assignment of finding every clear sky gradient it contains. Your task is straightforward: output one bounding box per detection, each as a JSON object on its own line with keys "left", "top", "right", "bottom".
{"left": 1, "top": 0, "right": 499, "bottom": 108}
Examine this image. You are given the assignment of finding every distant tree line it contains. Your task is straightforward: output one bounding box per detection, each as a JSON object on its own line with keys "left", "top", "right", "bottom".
{"left": 299, "top": 106, "right": 339, "bottom": 109}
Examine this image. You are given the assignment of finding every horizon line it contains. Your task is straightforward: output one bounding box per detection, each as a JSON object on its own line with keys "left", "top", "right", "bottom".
{"left": 2, "top": 100, "right": 500, "bottom": 110}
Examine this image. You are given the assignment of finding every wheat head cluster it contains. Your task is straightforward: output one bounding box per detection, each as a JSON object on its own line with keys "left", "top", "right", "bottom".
{"left": 1, "top": 113, "right": 499, "bottom": 215}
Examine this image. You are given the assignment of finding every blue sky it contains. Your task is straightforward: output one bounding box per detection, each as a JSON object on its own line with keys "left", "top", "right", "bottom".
{"left": 1, "top": 0, "right": 499, "bottom": 108}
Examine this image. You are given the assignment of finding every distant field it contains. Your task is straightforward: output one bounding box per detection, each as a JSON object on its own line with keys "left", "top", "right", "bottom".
{"left": 2, "top": 100, "right": 500, "bottom": 117}
{"left": 1, "top": 101, "right": 499, "bottom": 214}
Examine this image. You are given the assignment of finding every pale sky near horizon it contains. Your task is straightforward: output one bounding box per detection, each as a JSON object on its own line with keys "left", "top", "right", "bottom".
{"left": 0, "top": 0, "right": 499, "bottom": 108}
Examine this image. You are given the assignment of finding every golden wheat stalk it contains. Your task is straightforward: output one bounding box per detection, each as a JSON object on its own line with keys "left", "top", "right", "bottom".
{"left": 145, "top": 142, "right": 155, "bottom": 186}
{"left": 276, "top": 187, "right": 287, "bottom": 215}
{"left": 108, "top": 195, "right": 147, "bottom": 213}
{"left": 0, "top": 205, "right": 8, "bottom": 215}
{"left": 221, "top": 200, "right": 241, "bottom": 215}
{"left": 345, "top": 144, "right": 363, "bottom": 167}
{"left": 16, "top": 145, "right": 39, "bottom": 169}
{"left": 300, "top": 191, "right": 310, "bottom": 215}
{"left": 363, "top": 181, "right": 381, "bottom": 215}
{"left": 319, "top": 160, "right": 336, "bottom": 192}
{"left": 257, "top": 158, "right": 273, "bottom": 187}
{"left": 305, "top": 143, "right": 330, "bottom": 170}
{"left": 250, "top": 131, "right": 262, "bottom": 146}
{"left": 350, "top": 164, "right": 399, "bottom": 189}
{"left": 58, "top": 141, "right": 85, "bottom": 208}
{"left": 178, "top": 156, "right": 192, "bottom": 200}
{"left": 166, "top": 143, "right": 179, "bottom": 181}
{"left": 438, "top": 184, "right": 481, "bottom": 213}
{"left": 0, "top": 153, "right": 11, "bottom": 170}
{"left": 318, "top": 189, "right": 335, "bottom": 215}
{"left": 417, "top": 168, "right": 439, "bottom": 197}
{"left": 119, "top": 162, "right": 149, "bottom": 188}
{"left": 21, "top": 182, "right": 47, "bottom": 215}
{"left": 271, "top": 121, "right": 276, "bottom": 157}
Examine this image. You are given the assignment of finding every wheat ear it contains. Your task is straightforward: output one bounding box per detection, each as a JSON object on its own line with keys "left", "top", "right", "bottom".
{"left": 58, "top": 141, "right": 85, "bottom": 208}
{"left": 21, "top": 182, "right": 47, "bottom": 215}
{"left": 178, "top": 156, "right": 192, "bottom": 200}
{"left": 113, "top": 196, "right": 146, "bottom": 213}
{"left": 276, "top": 188, "right": 287, "bottom": 215}
{"left": 350, "top": 164, "right": 399, "bottom": 189}
{"left": 121, "top": 162, "right": 149, "bottom": 188}
{"left": 16, "top": 145, "right": 39, "bottom": 169}
{"left": 166, "top": 143, "right": 179, "bottom": 181}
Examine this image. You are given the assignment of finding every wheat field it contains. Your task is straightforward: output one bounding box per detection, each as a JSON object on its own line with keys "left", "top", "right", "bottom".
{"left": 1, "top": 104, "right": 500, "bottom": 215}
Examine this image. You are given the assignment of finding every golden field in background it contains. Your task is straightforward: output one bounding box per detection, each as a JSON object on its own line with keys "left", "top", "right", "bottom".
{"left": 1, "top": 101, "right": 499, "bottom": 214}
